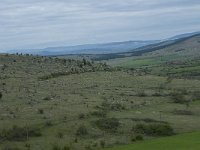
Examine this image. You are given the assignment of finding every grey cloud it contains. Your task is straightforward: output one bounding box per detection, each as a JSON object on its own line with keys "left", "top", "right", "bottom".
{"left": 0, "top": 0, "right": 200, "bottom": 51}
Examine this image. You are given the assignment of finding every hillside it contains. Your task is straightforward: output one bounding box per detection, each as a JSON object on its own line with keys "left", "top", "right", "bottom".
{"left": 0, "top": 54, "right": 200, "bottom": 150}
{"left": 106, "top": 34, "right": 200, "bottom": 79}
{"left": 7, "top": 32, "right": 200, "bottom": 56}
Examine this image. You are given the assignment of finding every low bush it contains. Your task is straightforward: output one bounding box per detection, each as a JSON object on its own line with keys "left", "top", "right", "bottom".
{"left": 101, "top": 101, "right": 125, "bottom": 111}
{"left": 57, "top": 132, "right": 64, "bottom": 139}
{"left": 137, "top": 91, "right": 147, "bottom": 97}
{"left": 135, "top": 135, "right": 144, "bottom": 141}
{"left": 78, "top": 113, "right": 85, "bottom": 119}
{"left": 131, "top": 118, "right": 167, "bottom": 124}
{"left": 38, "top": 109, "right": 44, "bottom": 114}
{"left": 45, "top": 120, "right": 53, "bottom": 127}
{"left": 95, "top": 118, "right": 120, "bottom": 132}
{"left": 76, "top": 125, "right": 88, "bottom": 136}
{"left": 43, "top": 96, "right": 51, "bottom": 101}
{"left": 90, "top": 110, "right": 107, "bottom": 118}
{"left": 170, "top": 91, "right": 187, "bottom": 104}
{"left": 173, "top": 109, "right": 193, "bottom": 115}
{"left": 0, "top": 92, "right": 2, "bottom": 99}
{"left": 152, "top": 92, "right": 162, "bottom": 97}
{"left": 133, "top": 123, "right": 174, "bottom": 136}
{"left": 0, "top": 125, "right": 41, "bottom": 141}
{"left": 100, "top": 140, "right": 105, "bottom": 148}
{"left": 131, "top": 135, "right": 144, "bottom": 142}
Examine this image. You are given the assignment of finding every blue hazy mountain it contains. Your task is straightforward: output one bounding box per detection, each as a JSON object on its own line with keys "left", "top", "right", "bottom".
{"left": 7, "top": 31, "right": 200, "bottom": 56}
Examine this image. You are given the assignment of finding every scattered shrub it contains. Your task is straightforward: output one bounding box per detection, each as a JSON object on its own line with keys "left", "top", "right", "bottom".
{"left": 95, "top": 118, "right": 120, "bottom": 132}
{"left": 131, "top": 137, "right": 136, "bottom": 142}
{"left": 0, "top": 92, "right": 2, "bottom": 99}
{"left": 152, "top": 92, "right": 162, "bottom": 97}
{"left": 170, "top": 91, "right": 188, "bottom": 104}
{"left": 132, "top": 135, "right": 144, "bottom": 141}
{"left": 131, "top": 118, "right": 167, "bottom": 124}
{"left": 38, "top": 109, "right": 44, "bottom": 114}
{"left": 76, "top": 125, "right": 88, "bottom": 136}
{"left": 110, "top": 103, "right": 126, "bottom": 111}
{"left": 172, "top": 94, "right": 186, "bottom": 103}
{"left": 100, "top": 140, "right": 105, "bottom": 148}
{"left": 45, "top": 120, "right": 53, "bottom": 127}
{"left": 78, "top": 113, "right": 85, "bottom": 119}
{"left": 57, "top": 132, "right": 64, "bottom": 139}
{"left": 90, "top": 110, "right": 107, "bottom": 118}
{"left": 43, "top": 96, "right": 51, "bottom": 101}
{"left": 135, "top": 135, "right": 144, "bottom": 141}
{"left": 74, "top": 138, "right": 78, "bottom": 143}
{"left": 137, "top": 91, "right": 147, "bottom": 97}
{"left": 0, "top": 125, "right": 41, "bottom": 141}
{"left": 173, "top": 109, "right": 193, "bottom": 115}
{"left": 133, "top": 123, "right": 174, "bottom": 136}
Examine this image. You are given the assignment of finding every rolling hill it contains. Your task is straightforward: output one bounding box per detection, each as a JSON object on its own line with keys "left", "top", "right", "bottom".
{"left": 8, "top": 40, "right": 159, "bottom": 56}
{"left": 1, "top": 53, "right": 200, "bottom": 150}
{"left": 106, "top": 33, "right": 200, "bottom": 79}
{"left": 7, "top": 31, "right": 200, "bottom": 56}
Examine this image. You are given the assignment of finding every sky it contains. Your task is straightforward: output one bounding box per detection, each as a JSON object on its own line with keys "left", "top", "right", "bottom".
{"left": 0, "top": 0, "right": 200, "bottom": 52}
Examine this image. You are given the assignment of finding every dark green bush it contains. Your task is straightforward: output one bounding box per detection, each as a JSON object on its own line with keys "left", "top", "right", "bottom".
{"left": 100, "top": 140, "right": 105, "bottom": 148}
{"left": 38, "top": 109, "right": 44, "bottom": 114}
{"left": 0, "top": 92, "right": 2, "bottom": 99}
{"left": 173, "top": 109, "right": 193, "bottom": 115}
{"left": 0, "top": 125, "right": 41, "bottom": 141}
{"left": 76, "top": 125, "right": 88, "bottom": 136}
{"left": 137, "top": 91, "right": 147, "bottom": 97}
{"left": 78, "top": 113, "right": 85, "bottom": 119}
{"left": 45, "top": 120, "right": 53, "bottom": 127}
{"left": 57, "top": 132, "right": 64, "bottom": 139}
{"left": 170, "top": 91, "right": 188, "bottom": 104}
{"left": 95, "top": 118, "right": 120, "bottom": 132}
{"left": 135, "top": 135, "right": 144, "bottom": 141}
{"left": 133, "top": 123, "right": 174, "bottom": 136}
{"left": 43, "top": 96, "right": 51, "bottom": 101}
{"left": 90, "top": 110, "right": 107, "bottom": 118}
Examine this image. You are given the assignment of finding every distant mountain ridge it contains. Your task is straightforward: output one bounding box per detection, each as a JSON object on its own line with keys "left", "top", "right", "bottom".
{"left": 8, "top": 40, "right": 160, "bottom": 56}
{"left": 7, "top": 31, "right": 200, "bottom": 56}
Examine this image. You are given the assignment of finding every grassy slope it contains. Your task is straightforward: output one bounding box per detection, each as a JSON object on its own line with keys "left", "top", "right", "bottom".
{"left": 0, "top": 54, "right": 200, "bottom": 150}
{"left": 103, "top": 131, "right": 200, "bottom": 150}
{"left": 106, "top": 35, "right": 200, "bottom": 78}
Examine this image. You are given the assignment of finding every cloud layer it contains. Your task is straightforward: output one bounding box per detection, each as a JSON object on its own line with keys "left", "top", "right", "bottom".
{"left": 0, "top": 0, "right": 200, "bottom": 51}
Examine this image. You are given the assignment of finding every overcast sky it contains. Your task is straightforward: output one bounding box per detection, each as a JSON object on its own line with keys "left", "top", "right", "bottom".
{"left": 0, "top": 0, "right": 200, "bottom": 51}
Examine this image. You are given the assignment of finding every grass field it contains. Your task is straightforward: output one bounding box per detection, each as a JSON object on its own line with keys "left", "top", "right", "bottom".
{"left": 0, "top": 54, "right": 200, "bottom": 150}
{"left": 103, "top": 131, "right": 200, "bottom": 150}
